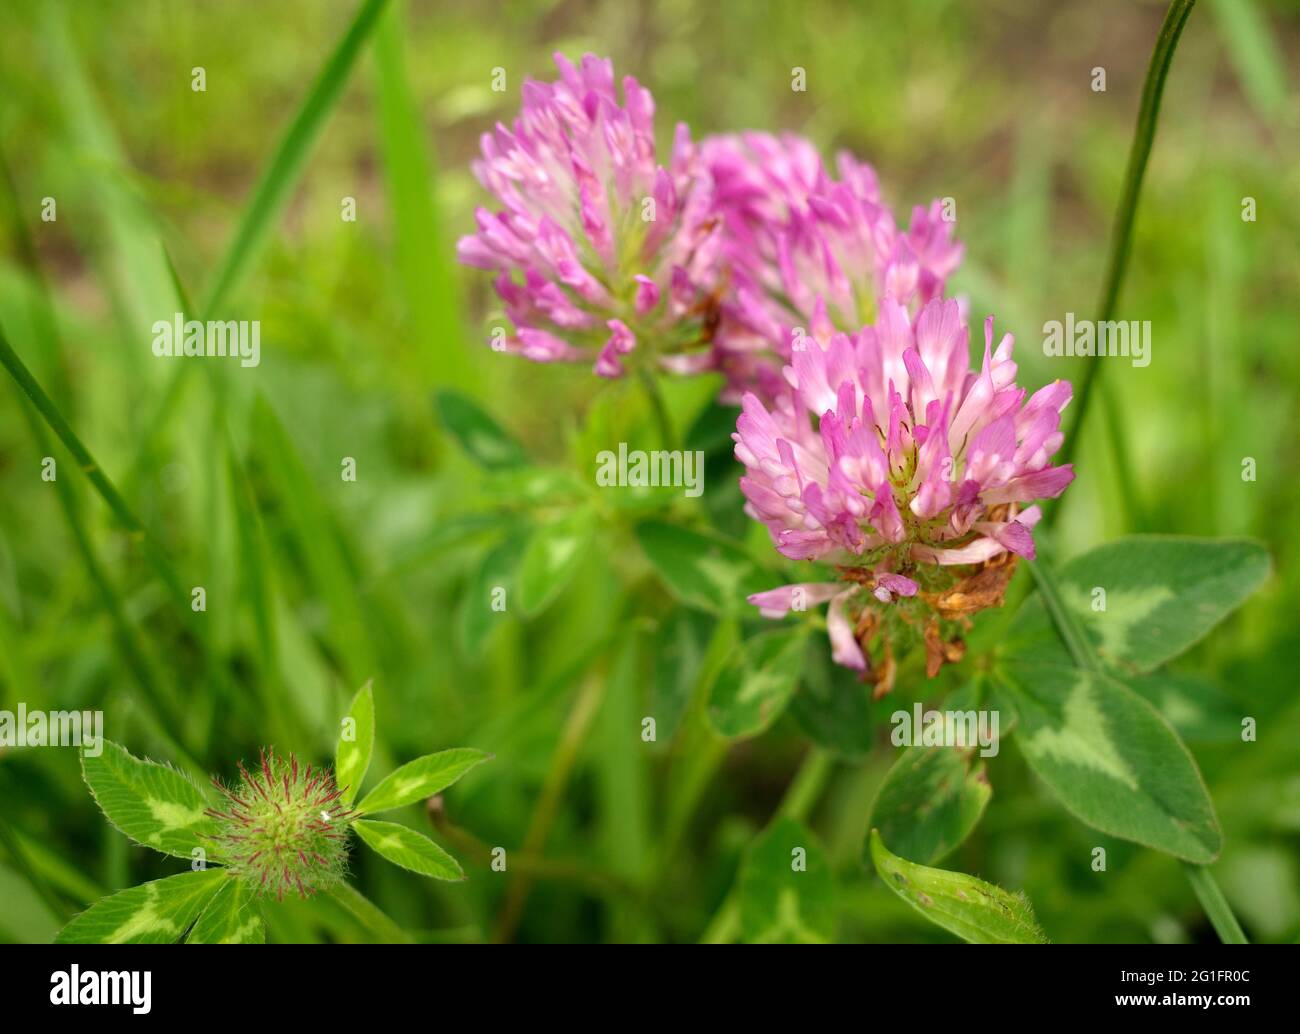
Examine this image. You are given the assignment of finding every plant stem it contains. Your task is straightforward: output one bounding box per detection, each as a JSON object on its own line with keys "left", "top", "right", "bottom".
{"left": 637, "top": 366, "right": 678, "bottom": 450}
{"left": 777, "top": 748, "right": 835, "bottom": 823}
{"left": 493, "top": 668, "right": 609, "bottom": 942}
{"left": 330, "top": 880, "right": 412, "bottom": 943}
{"left": 1024, "top": 558, "right": 1097, "bottom": 672}
{"left": 1184, "top": 862, "right": 1249, "bottom": 944}
{"left": 699, "top": 893, "right": 741, "bottom": 944}
{"left": 656, "top": 619, "right": 738, "bottom": 869}
{"left": 1050, "top": 0, "right": 1197, "bottom": 521}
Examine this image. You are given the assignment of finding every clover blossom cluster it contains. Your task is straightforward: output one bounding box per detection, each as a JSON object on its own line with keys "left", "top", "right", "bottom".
{"left": 459, "top": 53, "right": 1074, "bottom": 677}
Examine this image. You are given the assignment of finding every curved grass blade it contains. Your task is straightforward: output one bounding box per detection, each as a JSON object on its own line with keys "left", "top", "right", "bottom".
{"left": 1050, "top": 0, "right": 1198, "bottom": 520}
{"left": 374, "top": 0, "right": 478, "bottom": 392}
{"left": 201, "top": 0, "right": 390, "bottom": 315}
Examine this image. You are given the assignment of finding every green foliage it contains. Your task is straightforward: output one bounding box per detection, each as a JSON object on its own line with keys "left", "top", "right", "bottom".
{"left": 57, "top": 871, "right": 230, "bottom": 945}
{"left": 649, "top": 609, "right": 714, "bottom": 744}
{"left": 737, "top": 819, "right": 836, "bottom": 944}
{"left": 997, "top": 660, "right": 1222, "bottom": 863}
{"left": 994, "top": 537, "right": 1269, "bottom": 864}
{"left": 1006, "top": 537, "right": 1271, "bottom": 673}
{"left": 517, "top": 507, "right": 597, "bottom": 616}
{"left": 634, "top": 521, "right": 772, "bottom": 615}
{"left": 707, "top": 626, "right": 809, "bottom": 738}
{"left": 185, "top": 879, "right": 267, "bottom": 944}
{"left": 787, "top": 637, "right": 876, "bottom": 759}
{"left": 458, "top": 533, "right": 527, "bottom": 656}
{"left": 869, "top": 743, "right": 992, "bottom": 867}
{"left": 434, "top": 390, "right": 527, "bottom": 470}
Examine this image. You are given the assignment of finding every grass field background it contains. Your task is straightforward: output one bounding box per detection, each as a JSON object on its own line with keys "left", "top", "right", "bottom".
{"left": 0, "top": 0, "right": 1297, "bottom": 942}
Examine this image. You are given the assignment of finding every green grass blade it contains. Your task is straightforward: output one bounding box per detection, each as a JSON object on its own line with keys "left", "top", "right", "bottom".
{"left": 201, "top": 0, "right": 390, "bottom": 316}
{"left": 1052, "top": 0, "right": 1197, "bottom": 515}
{"left": 373, "top": 0, "right": 479, "bottom": 393}
{"left": 248, "top": 395, "right": 380, "bottom": 688}
{"left": 1208, "top": 0, "right": 1288, "bottom": 121}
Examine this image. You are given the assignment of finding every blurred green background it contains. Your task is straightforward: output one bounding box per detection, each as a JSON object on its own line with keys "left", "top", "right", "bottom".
{"left": 0, "top": 0, "right": 1297, "bottom": 943}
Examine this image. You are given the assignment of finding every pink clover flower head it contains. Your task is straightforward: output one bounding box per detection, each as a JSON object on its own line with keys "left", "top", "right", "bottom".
{"left": 457, "top": 53, "right": 723, "bottom": 379}
{"left": 735, "top": 299, "right": 1074, "bottom": 675}
{"left": 700, "top": 132, "right": 963, "bottom": 401}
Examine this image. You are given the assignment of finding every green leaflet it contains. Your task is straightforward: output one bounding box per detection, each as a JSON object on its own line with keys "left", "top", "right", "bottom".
{"left": 458, "top": 532, "right": 527, "bottom": 657}
{"left": 1006, "top": 536, "right": 1270, "bottom": 674}
{"left": 634, "top": 520, "right": 772, "bottom": 616}
{"left": 868, "top": 683, "right": 992, "bottom": 864}
{"left": 998, "top": 659, "right": 1222, "bottom": 862}
{"left": 869, "top": 830, "right": 1048, "bottom": 944}
{"left": 477, "top": 466, "right": 587, "bottom": 509}
{"left": 433, "top": 389, "right": 528, "bottom": 470}
{"left": 56, "top": 870, "right": 229, "bottom": 944}
{"left": 185, "top": 878, "right": 265, "bottom": 944}
{"left": 737, "top": 818, "right": 836, "bottom": 944}
{"left": 1125, "top": 670, "right": 1246, "bottom": 744}
{"left": 649, "top": 609, "right": 714, "bottom": 744}
{"left": 789, "top": 633, "right": 875, "bottom": 759}
{"left": 517, "top": 506, "right": 597, "bottom": 616}
{"left": 356, "top": 748, "right": 491, "bottom": 815}
{"left": 81, "top": 742, "right": 219, "bottom": 859}
{"left": 707, "top": 625, "right": 808, "bottom": 738}
{"left": 353, "top": 819, "right": 463, "bottom": 881}
{"left": 869, "top": 746, "right": 992, "bottom": 867}
{"left": 335, "top": 681, "right": 376, "bottom": 808}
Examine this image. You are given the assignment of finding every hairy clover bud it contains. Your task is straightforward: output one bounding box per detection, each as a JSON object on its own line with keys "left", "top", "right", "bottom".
{"left": 205, "top": 748, "right": 355, "bottom": 901}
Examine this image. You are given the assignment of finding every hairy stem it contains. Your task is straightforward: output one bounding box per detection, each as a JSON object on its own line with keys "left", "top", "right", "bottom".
{"left": 330, "top": 880, "right": 413, "bottom": 943}
{"left": 778, "top": 748, "right": 835, "bottom": 822}
{"left": 637, "top": 367, "right": 678, "bottom": 451}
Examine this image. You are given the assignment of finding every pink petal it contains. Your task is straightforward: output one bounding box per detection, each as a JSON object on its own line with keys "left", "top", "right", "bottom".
{"left": 827, "top": 589, "right": 866, "bottom": 670}
{"left": 747, "top": 582, "right": 843, "bottom": 619}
